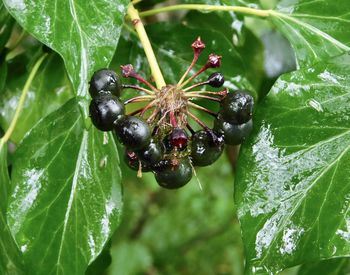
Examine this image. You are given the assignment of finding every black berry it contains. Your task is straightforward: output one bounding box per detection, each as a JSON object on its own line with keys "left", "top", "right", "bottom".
{"left": 153, "top": 158, "right": 193, "bottom": 189}
{"left": 114, "top": 116, "right": 151, "bottom": 150}
{"left": 89, "top": 69, "right": 122, "bottom": 98}
{"left": 190, "top": 130, "right": 224, "bottom": 166}
{"left": 136, "top": 140, "right": 164, "bottom": 165}
{"left": 221, "top": 91, "right": 254, "bottom": 124}
{"left": 89, "top": 94, "right": 125, "bottom": 131}
{"left": 214, "top": 116, "right": 253, "bottom": 145}
{"left": 124, "top": 150, "right": 151, "bottom": 172}
{"left": 207, "top": 72, "right": 224, "bottom": 88}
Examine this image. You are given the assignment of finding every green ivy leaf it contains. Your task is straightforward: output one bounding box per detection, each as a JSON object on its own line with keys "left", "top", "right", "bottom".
{"left": 269, "top": 0, "right": 350, "bottom": 67}
{"left": 3, "top": 0, "right": 129, "bottom": 117}
{"left": 235, "top": 53, "right": 350, "bottom": 273}
{"left": 298, "top": 258, "right": 350, "bottom": 275}
{"left": 7, "top": 99, "right": 123, "bottom": 275}
{"left": 185, "top": 0, "right": 350, "bottom": 67}
{"left": 0, "top": 147, "right": 24, "bottom": 275}
{"left": 0, "top": 3, "right": 14, "bottom": 51}
{"left": 0, "top": 53, "right": 72, "bottom": 143}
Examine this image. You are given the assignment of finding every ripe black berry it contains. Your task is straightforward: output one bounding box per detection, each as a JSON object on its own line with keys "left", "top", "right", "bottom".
{"left": 190, "top": 130, "right": 224, "bottom": 166}
{"left": 124, "top": 150, "right": 151, "bottom": 172}
{"left": 114, "top": 116, "right": 151, "bottom": 150}
{"left": 207, "top": 72, "right": 224, "bottom": 88}
{"left": 89, "top": 94, "right": 125, "bottom": 131}
{"left": 89, "top": 69, "right": 122, "bottom": 98}
{"left": 136, "top": 140, "right": 164, "bottom": 165}
{"left": 214, "top": 116, "right": 253, "bottom": 145}
{"left": 221, "top": 91, "right": 254, "bottom": 124}
{"left": 153, "top": 158, "right": 193, "bottom": 189}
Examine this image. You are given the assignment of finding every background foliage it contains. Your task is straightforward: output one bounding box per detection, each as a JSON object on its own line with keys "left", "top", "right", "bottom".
{"left": 1, "top": 0, "right": 350, "bottom": 274}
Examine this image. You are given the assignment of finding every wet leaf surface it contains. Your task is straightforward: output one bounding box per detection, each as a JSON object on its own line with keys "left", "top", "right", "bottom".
{"left": 235, "top": 53, "right": 350, "bottom": 273}
{"left": 0, "top": 53, "right": 72, "bottom": 143}
{"left": 3, "top": 0, "right": 129, "bottom": 116}
{"left": 0, "top": 146, "right": 24, "bottom": 275}
{"left": 7, "top": 99, "right": 123, "bottom": 275}
{"left": 269, "top": 0, "right": 350, "bottom": 67}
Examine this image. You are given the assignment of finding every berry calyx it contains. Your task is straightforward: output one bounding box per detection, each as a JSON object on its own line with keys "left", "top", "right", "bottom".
{"left": 207, "top": 72, "right": 225, "bottom": 88}
{"left": 89, "top": 94, "right": 125, "bottom": 131}
{"left": 207, "top": 54, "right": 222, "bottom": 68}
{"left": 153, "top": 158, "right": 193, "bottom": 189}
{"left": 190, "top": 130, "right": 224, "bottom": 167}
{"left": 214, "top": 116, "right": 253, "bottom": 145}
{"left": 136, "top": 140, "right": 164, "bottom": 165}
{"left": 114, "top": 116, "right": 151, "bottom": 150}
{"left": 221, "top": 91, "right": 254, "bottom": 124}
{"left": 191, "top": 37, "right": 206, "bottom": 52}
{"left": 89, "top": 69, "right": 122, "bottom": 98}
{"left": 124, "top": 150, "right": 151, "bottom": 172}
{"left": 169, "top": 127, "right": 188, "bottom": 150}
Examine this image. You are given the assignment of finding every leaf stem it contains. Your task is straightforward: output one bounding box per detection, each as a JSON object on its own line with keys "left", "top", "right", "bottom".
{"left": 0, "top": 53, "right": 48, "bottom": 151}
{"left": 139, "top": 4, "right": 271, "bottom": 18}
{"left": 127, "top": 4, "right": 166, "bottom": 89}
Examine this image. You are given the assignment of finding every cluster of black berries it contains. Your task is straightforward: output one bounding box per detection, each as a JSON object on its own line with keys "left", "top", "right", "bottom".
{"left": 89, "top": 37, "right": 254, "bottom": 190}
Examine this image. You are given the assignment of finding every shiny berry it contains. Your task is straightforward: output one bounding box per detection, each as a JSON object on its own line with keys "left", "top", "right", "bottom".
{"left": 136, "top": 140, "right": 164, "bottom": 165}
{"left": 114, "top": 116, "right": 151, "bottom": 150}
{"left": 169, "top": 127, "right": 188, "bottom": 150}
{"left": 207, "top": 72, "right": 224, "bottom": 88}
{"left": 89, "top": 94, "right": 125, "bottom": 131}
{"left": 190, "top": 130, "right": 224, "bottom": 166}
{"left": 89, "top": 69, "right": 122, "bottom": 98}
{"left": 214, "top": 116, "right": 253, "bottom": 145}
{"left": 153, "top": 158, "right": 193, "bottom": 189}
{"left": 124, "top": 150, "right": 150, "bottom": 172}
{"left": 221, "top": 91, "right": 254, "bottom": 124}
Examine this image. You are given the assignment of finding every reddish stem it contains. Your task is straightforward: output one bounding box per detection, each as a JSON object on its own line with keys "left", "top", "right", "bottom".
{"left": 124, "top": 96, "right": 154, "bottom": 105}
{"left": 169, "top": 111, "right": 178, "bottom": 127}
{"left": 187, "top": 111, "right": 210, "bottom": 130}
{"left": 121, "top": 64, "right": 159, "bottom": 92}
{"left": 183, "top": 80, "right": 210, "bottom": 92}
{"left": 188, "top": 102, "right": 217, "bottom": 117}
{"left": 122, "top": 84, "right": 154, "bottom": 95}
{"left": 186, "top": 94, "right": 221, "bottom": 102}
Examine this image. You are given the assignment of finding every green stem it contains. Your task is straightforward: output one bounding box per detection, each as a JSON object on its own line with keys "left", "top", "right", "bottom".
{"left": 139, "top": 4, "right": 271, "bottom": 18}
{"left": 127, "top": 3, "right": 166, "bottom": 89}
{"left": 0, "top": 53, "right": 48, "bottom": 151}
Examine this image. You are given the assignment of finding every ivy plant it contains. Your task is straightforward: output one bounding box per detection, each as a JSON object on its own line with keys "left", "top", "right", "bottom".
{"left": 1, "top": 0, "right": 350, "bottom": 274}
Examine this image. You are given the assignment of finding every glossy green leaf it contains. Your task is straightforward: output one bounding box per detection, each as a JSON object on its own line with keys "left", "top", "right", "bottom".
{"left": 0, "top": 3, "right": 14, "bottom": 50}
{"left": 0, "top": 61, "right": 7, "bottom": 93}
{"left": 298, "top": 258, "right": 350, "bottom": 275}
{"left": 3, "top": 0, "right": 128, "bottom": 116}
{"left": 235, "top": 53, "right": 350, "bottom": 273}
{"left": 0, "top": 146, "right": 24, "bottom": 275}
{"left": 269, "top": 0, "right": 350, "bottom": 67}
{"left": 7, "top": 99, "right": 123, "bottom": 275}
{"left": 187, "top": 0, "right": 350, "bottom": 67}
{"left": 0, "top": 53, "right": 72, "bottom": 143}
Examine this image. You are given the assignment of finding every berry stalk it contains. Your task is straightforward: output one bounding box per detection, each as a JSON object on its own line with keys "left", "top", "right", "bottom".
{"left": 122, "top": 84, "right": 154, "bottom": 95}
{"left": 127, "top": 3, "right": 166, "bottom": 89}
